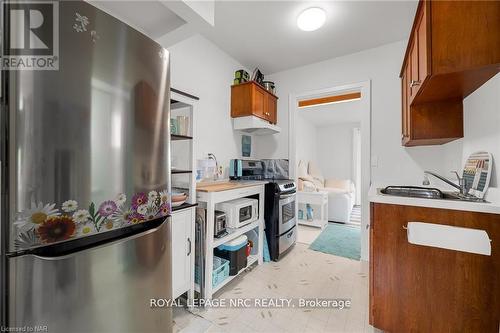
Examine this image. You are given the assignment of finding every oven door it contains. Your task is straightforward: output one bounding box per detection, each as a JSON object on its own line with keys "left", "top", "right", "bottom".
{"left": 278, "top": 192, "right": 297, "bottom": 235}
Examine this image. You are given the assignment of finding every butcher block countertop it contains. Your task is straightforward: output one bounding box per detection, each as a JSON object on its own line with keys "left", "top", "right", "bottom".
{"left": 196, "top": 180, "right": 268, "bottom": 192}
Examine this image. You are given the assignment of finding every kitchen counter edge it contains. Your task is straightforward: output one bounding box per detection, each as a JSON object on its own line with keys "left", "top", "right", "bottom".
{"left": 369, "top": 184, "right": 500, "bottom": 215}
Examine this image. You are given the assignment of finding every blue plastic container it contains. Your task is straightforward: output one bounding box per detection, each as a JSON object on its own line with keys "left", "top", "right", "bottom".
{"left": 195, "top": 256, "right": 230, "bottom": 288}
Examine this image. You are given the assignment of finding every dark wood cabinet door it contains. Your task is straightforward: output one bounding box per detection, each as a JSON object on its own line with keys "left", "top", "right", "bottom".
{"left": 251, "top": 84, "right": 266, "bottom": 119}
{"left": 266, "top": 95, "right": 277, "bottom": 124}
{"left": 370, "top": 203, "right": 500, "bottom": 333}
{"left": 401, "top": 68, "right": 409, "bottom": 143}
{"left": 416, "top": 4, "right": 429, "bottom": 86}
{"left": 409, "top": 37, "right": 419, "bottom": 100}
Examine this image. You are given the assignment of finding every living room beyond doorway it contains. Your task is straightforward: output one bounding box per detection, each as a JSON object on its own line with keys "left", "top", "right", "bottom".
{"left": 293, "top": 86, "right": 368, "bottom": 261}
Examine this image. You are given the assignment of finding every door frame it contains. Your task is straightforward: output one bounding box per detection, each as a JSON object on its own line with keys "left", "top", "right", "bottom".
{"left": 352, "top": 127, "right": 362, "bottom": 207}
{"left": 288, "top": 80, "right": 371, "bottom": 260}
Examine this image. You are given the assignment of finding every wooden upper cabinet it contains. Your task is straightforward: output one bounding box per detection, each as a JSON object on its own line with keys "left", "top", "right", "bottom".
{"left": 231, "top": 81, "right": 278, "bottom": 124}
{"left": 400, "top": 0, "right": 499, "bottom": 147}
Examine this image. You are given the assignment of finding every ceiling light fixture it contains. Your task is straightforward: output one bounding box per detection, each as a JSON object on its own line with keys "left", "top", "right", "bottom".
{"left": 297, "top": 7, "right": 326, "bottom": 32}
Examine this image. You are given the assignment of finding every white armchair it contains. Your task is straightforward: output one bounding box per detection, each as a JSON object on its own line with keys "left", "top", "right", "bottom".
{"left": 297, "top": 161, "right": 355, "bottom": 223}
{"left": 323, "top": 179, "right": 355, "bottom": 223}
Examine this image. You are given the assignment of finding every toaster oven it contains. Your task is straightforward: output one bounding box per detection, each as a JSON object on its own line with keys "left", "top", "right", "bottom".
{"left": 216, "top": 198, "right": 258, "bottom": 229}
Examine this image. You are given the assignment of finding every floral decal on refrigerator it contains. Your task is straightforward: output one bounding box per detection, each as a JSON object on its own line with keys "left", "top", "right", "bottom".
{"left": 14, "top": 190, "right": 171, "bottom": 250}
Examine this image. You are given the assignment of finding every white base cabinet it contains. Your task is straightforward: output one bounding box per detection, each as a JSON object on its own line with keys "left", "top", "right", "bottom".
{"left": 171, "top": 207, "right": 195, "bottom": 302}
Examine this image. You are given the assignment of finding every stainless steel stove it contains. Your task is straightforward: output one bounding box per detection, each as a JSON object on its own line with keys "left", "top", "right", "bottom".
{"left": 234, "top": 159, "right": 297, "bottom": 261}
{"left": 264, "top": 180, "right": 297, "bottom": 261}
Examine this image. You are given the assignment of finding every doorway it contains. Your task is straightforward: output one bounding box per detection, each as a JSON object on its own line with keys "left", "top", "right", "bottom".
{"left": 289, "top": 81, "right": 371, "bottom": 261}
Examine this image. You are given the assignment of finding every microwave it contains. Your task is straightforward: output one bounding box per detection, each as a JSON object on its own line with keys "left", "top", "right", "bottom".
{"left": 216, "top": 198, "right": 258, "bottom": 229}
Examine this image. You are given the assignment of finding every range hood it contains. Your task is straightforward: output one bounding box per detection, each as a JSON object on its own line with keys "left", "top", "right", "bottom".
{"left": 233, "top": 116, "right": 281, "bottom": 135}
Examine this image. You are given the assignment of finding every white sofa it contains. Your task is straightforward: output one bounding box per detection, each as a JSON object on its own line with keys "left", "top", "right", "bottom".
{"left": 298, "top": 161, "right": 355, "bottom": 223}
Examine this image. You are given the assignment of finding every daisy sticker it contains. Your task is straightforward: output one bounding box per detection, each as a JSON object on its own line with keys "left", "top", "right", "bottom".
{"left": 62, "top": 200, "right": 78, "bottom": 213}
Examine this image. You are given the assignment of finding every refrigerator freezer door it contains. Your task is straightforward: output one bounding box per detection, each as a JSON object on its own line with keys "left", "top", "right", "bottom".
{"left": 4, "top": 0, "right": 171, "bottom": 252}
{"left": 8, "top": 218, "right": 172, "bottom": 333}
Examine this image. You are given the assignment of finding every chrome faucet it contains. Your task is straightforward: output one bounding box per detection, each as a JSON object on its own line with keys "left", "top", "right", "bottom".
{"left": 423, "top": 170, "right": 468, "bottom": 195}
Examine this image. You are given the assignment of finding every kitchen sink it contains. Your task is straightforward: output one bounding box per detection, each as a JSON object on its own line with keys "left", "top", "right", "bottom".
{"left": 380, "top": 186, "right": 487, "bottom": 202}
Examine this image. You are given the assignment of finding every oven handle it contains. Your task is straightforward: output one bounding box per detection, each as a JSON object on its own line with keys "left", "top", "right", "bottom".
{"left": 279, "top": 192, "right": 296, "bottom": 199}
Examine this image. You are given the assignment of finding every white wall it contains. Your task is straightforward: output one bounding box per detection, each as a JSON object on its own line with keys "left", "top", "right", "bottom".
{"left": 295, "top": 113, "right": 318, "bottom": 169}
{"left": 462, "top": 73, "right": 500, "bottom": 187}
{"left": 255, "top": 40, "right": 460, "bottom": 185}
{"left": 417, "top": 73, "right": 500, "bottom": 194}
{"left": 316, "top": 122, "right": 360, "bottom": 181}
{"left": 165, "top": 35, "right": 253, "bottom": 175}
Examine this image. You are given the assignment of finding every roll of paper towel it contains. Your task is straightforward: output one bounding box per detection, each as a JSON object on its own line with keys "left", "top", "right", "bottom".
{"left": 406, "top": 222, "right": 491, "bottom": 256}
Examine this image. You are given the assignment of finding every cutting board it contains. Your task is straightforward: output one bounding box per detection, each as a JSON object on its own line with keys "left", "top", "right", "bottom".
{"left": 196, "top": 181, "right": 264, "bottom": 192}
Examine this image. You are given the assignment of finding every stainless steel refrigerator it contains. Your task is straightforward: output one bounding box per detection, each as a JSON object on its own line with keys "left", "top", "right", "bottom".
{"left": 1, "top": 1, "right": 172, "bottom": 332}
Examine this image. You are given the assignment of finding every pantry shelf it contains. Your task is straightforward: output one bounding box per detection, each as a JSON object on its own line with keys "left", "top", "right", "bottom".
{"left": 212, "top": 255, "right": 259, "bottom": 294}
{"left": 213, "top": 221, "right": 259, "bottom": 248}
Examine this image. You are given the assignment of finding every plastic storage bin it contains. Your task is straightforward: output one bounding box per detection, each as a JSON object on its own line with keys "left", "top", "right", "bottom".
{"left": 195, "top": 256, "right": 230, "bottom": 288}
{"left": 246, "top": 229, "right": 259, "bottom": 256}
{"left": 215, "top": 235, "right": 248, "bottom": 276}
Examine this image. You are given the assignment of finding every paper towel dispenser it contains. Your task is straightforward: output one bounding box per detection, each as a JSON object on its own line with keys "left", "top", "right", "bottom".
{"left": 406, "top": 222, "right": 491, "bottom": 256}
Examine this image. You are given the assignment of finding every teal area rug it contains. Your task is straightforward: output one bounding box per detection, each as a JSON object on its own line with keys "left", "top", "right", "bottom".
{"left": 309, "top": 223, "right": 361, "bottom": 260}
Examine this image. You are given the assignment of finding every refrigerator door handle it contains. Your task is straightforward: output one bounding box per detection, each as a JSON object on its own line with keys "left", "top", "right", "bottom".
{"left": 29, "top": 219, "right": 168, "bottom": 261}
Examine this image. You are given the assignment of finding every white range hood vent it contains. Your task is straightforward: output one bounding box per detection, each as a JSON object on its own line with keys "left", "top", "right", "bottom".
{"left": 233, "top": 116, "right": 281, "bottom": 135}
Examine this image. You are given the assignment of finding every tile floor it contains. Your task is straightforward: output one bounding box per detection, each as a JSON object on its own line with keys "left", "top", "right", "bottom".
{"left": 297, "top": 224, "right": 322, "bottom": 245}
{"left": 173, "top": 243, "right": 380, "bottom": 333}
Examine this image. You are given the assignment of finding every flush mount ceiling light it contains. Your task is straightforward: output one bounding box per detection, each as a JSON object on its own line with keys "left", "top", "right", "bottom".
{"left": 297, "top": 7, "right": 326, "bottom": 31}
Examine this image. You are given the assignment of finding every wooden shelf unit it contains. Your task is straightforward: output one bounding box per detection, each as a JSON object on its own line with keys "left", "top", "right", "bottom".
{"left": 196, "top": 183, "right": 265, "bottom": 299}
{"left": 169, "top": 88, "right": 198, "bottom": 306}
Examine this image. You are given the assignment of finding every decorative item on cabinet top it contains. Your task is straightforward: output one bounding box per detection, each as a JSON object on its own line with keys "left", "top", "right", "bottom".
{"left": 14, "top": 190, "right": 171, "bottom": 250}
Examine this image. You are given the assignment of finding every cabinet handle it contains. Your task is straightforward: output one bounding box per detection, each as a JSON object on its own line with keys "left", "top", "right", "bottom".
{"left": 409, "top": 80, "right": 421, "bottom": 87}
{"left": 187, "top": 237, "right": 191, "bottom": 256}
